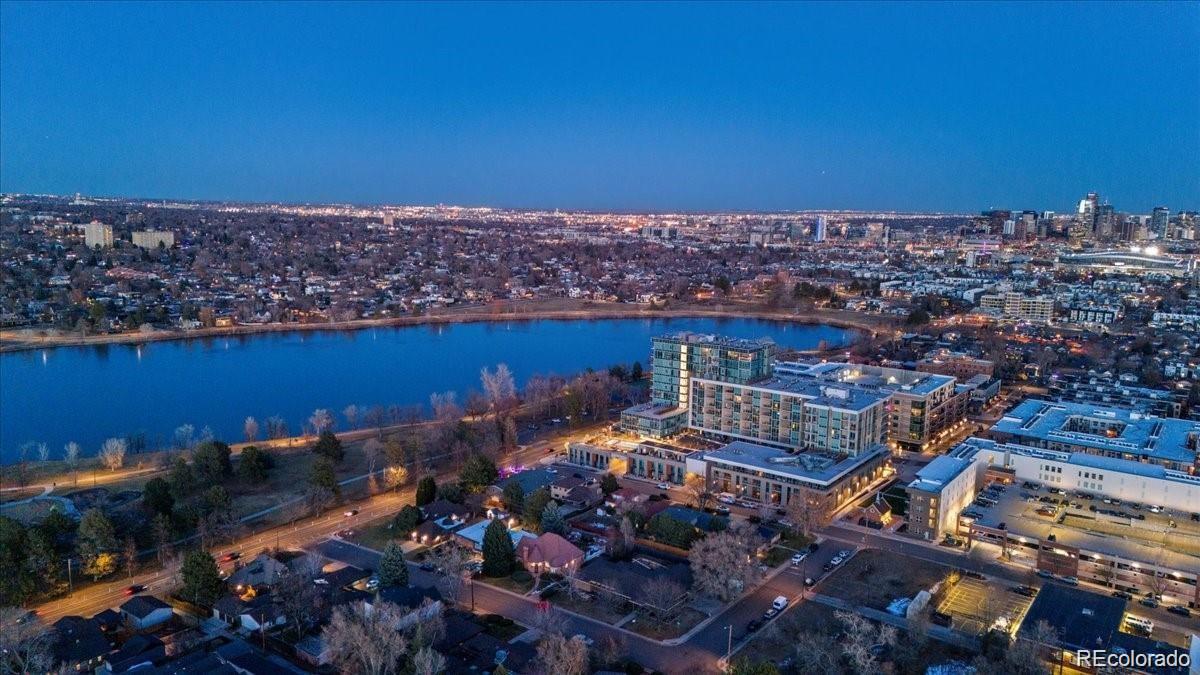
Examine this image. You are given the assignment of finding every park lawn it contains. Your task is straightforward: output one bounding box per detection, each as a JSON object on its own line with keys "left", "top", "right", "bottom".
{"left": 626, "top": 607, "right": 707, "bottom": 640}
{"left": 778, "top": 530, "right": 812, "bottom": 551}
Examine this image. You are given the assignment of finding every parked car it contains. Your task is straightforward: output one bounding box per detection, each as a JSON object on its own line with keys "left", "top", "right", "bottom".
{"left": 656, "top": 482, "right": 670, "bottom": 490}
{"left": 1140, "top": 598, "right": 1159, "bottom": 609}
{"left": 746, "top": 619, "right": 763, "bottom": 633}
{"left": 715, "top": 505, "right": 730, "bottom": 515}
{"left": 1060, "top": 576, "right": 1079, "bottom": 586}
{"left": 1111, "top": 591, "right": 1133, "bottom": 600}
{"left": 1167, "top": 606, "right": 1191, "bottom": 617}
{"left": 763, "top": 607, "right": 779, "bottom": 620}
{"left": 1011, "top": 586, "right": 1037, "bottom": 597}
{"left": 1036, "top": 570, "right": 1054, "bottom": 579}
{"left": 790, "top": 552, "right": 807, "bottom": 566}
{"left": 772, "top": 596, "right": 789, "bottom": 611}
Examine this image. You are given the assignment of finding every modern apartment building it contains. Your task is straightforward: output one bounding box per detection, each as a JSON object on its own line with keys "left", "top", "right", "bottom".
{"left": 688, "top": 376, "right": 887, "bottom": 455}
{"left": 131, "top": 230, "right": 175, "bottom": 249}
{"left": 83, "top": 220, "right": 113, "bottom": 249}
{"left": 906, "top": 443, "right": 987, "bottom": 541}
{"left": 978, "top": 291, "right": 1055, "bottom": 323}
{"left": 649, "top": 333, "right": 773, "bottom": 408}
{"left": 775, "top": 361, "right": 969, "bottom": 453}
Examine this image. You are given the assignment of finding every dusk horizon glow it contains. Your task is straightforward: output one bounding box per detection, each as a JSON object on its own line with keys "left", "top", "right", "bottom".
{"left": 2, "top": 1, "right": 1198, "bottom": 213}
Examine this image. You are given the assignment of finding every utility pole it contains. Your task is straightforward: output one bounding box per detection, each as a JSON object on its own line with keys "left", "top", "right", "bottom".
{"left": 726, "top": 623, "right": 733, "bottom": 662}
{"left": 66, "top": 558, "right": 73, "bottom": 592}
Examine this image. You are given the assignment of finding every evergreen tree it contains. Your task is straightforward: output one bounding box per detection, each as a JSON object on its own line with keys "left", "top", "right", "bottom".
{"left": 77, "top": 508, "right": 118, "bottom": 579}
{"left": 392, "top": 505, "right": 421, "bottom": 536}
{"left": 142, "top": 477, "right": 174, "bottom": 517}
{"left": 0, "top": 516, "right": 36, "bottom": 605}
{"left": 540, "top": 501, "right": 566, "bottom": 535}
{"left": 238, "top": 446, "right": 272, "bottom": 482}
{"left": 630, "top": 361, "right": 644, "bottom": 380}
{"left": 192, "top": 440, "right": 233, "bottom": 483}
{"left": 415, "top": 475, "right": 437, "bottom": 507}
{"left": 313, "top": 429, "right": 345, "bottom": 462}
{"left": 168, "top": 455, "right": 196, "bottom": 498}
{"left": 523, "top": 487, "right": 552, "bottom": 532}
{"left": 377, "top": 541, "right": 409, "bottom": 588}
{"left": 481, "top": 518, "right": 516, "bottom": 577}
{"left": 181, "top": 550, "right": 224, "bottom": 606}
{"left": 502, "top": 480, "right": 525, "bottom": 513}
{"left": 309, "top": 456, "right": 341, "bottom": 501}
{"left": 460, "top": 453, "right": 498, "bottom": 493}
{"left": 599, "top": 473, "right": 620, "bottom": 495}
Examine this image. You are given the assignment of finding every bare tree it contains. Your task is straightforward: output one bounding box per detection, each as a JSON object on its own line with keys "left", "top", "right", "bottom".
{"left": 834, "top": 609, "right": 897, "bottom": 673}
{"left": 64, "top": 441, "right": 81, "bottom": 486}
{"left": 689, "top": 522, "right": 763, "bottom": 601}
{"left": 123, "top": 535, "right": 138, "bottom": 578}
{"left": 425, "top": 545, "right": 471, "bottom": 605}
{"left": 34, "top": 443, "right": 49, "bottom": 463}
{"left": 791, "top": 630, "right": 841, "bottom": 673}
{"left": 343, "top": 404, "right": 359, "bottom": 430}
{"left": 683, "top": 472, "right": 711, "bottom": 510}
{"left": 411, "top": 647, "right": 446, "bottom": 675}
{"left": 323, "top": 600, "right": 409, "bottom": 675}
{"left": 481, "top": 363, "right": 517, "bottom": 411}
{"left": 0, "top": 607, "right": 55, "bottom": 674}
{"left": 174, "top": 424, "right": 195, "bottom": 450}
{"left": 308, "top": 408, "right": 334, "bottom": 435}
{"left": 785, "top": 490, "right": 829, "bottom": 539}
{"left": 534, "top": 632, "right": 589, "bottom": 675}
{"left": 639, "top": 579, "right": 685, "bottom": 620}
{"left": 276, "top": 562, "right": 324, "bottom": 639}
{"left": 100, "top": 437, "right": 127, "bottom": 471}
{"left": 243, "top": 416, "right": 259, "bottom": 443}
{"left": 266, "top": 416, "right": 288, "bottom": 440}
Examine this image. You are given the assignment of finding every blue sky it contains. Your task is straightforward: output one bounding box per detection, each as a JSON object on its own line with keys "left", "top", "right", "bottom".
{"left": 1, "top": 1, "right": 1197, "bottom": 212}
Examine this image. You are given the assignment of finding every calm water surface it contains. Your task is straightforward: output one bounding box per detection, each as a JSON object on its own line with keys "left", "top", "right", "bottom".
{"left": 0, "top": 317, "right": 853, "bottom": 462}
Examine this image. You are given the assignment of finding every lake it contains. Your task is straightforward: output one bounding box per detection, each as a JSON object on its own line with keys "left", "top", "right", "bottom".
{"left": 0, "top": 317, "right": 854, "bottom": 462}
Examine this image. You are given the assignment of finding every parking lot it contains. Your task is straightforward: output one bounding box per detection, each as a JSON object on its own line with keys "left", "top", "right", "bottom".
{"left": 937, "top": 576, "right": 1033, "bottom": 636}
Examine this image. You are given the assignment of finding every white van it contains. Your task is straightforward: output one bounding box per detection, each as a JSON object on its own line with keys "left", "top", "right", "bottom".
{"left": 772, "top": 595, "right": 789, "bottom": 611}
{"left": 1124, "top": 614, "right": 1154, "bottom": 634}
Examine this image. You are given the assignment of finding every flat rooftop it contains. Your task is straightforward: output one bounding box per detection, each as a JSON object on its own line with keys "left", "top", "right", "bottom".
{"left": 775, "top": 360, "right": 955, "bottom": 397}
{"left": 654, "top": 332, "right": 774, "bottom": 350}
{"left": 622, "top": 401, "right": 687, "bottom": 420}
{"left": 992, "top": 399, "right": 1200, "bottom": 466}
{"left": 966, "top": 475, "right": 1200, "bottom": 575}
{"left": 908, "top": 444, "right": 980, "bottom": 493}
{"left": 703, "top": 440, "right": 888, "bottom": 487}
{"left": 696, "top": 373, "right": 887, "bottom": 412}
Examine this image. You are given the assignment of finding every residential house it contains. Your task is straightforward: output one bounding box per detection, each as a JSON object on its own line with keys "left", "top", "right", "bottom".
{"left": 119, "top": 596, "right": 174, "bottom": 632}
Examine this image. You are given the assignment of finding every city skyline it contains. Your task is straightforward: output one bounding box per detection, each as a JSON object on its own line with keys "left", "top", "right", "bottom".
{"left": 2, "top": 2, "right": 1198, "bottom": 212}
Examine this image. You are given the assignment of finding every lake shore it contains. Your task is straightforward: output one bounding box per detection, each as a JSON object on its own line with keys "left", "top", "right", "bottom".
{"left": 0, "top": 300, "right": 892, "bottom": 353}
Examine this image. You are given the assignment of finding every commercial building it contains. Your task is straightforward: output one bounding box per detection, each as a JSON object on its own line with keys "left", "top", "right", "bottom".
{"left": 978, "top": 291, "right": 1055, "bottom": 323}
{"left": 131, "top": 230, "right": 175, "bottom": 249}
{"left": 1048, "top": 374, "right": 1183, "bottom": 418}
{"left": 697, "top": 440, "right": 891, "bottom": 510}
{"left": 909, "top": 436, "right": 1200, "bottom": 606}
{"left": 83, "top": 220, "right": 113, "bottom": 248}
{"left": 990, "top": 399, "right": 1200, "bottom": 472}
{"left": 619, "top": 401, "right": 688, "bottom": 439}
